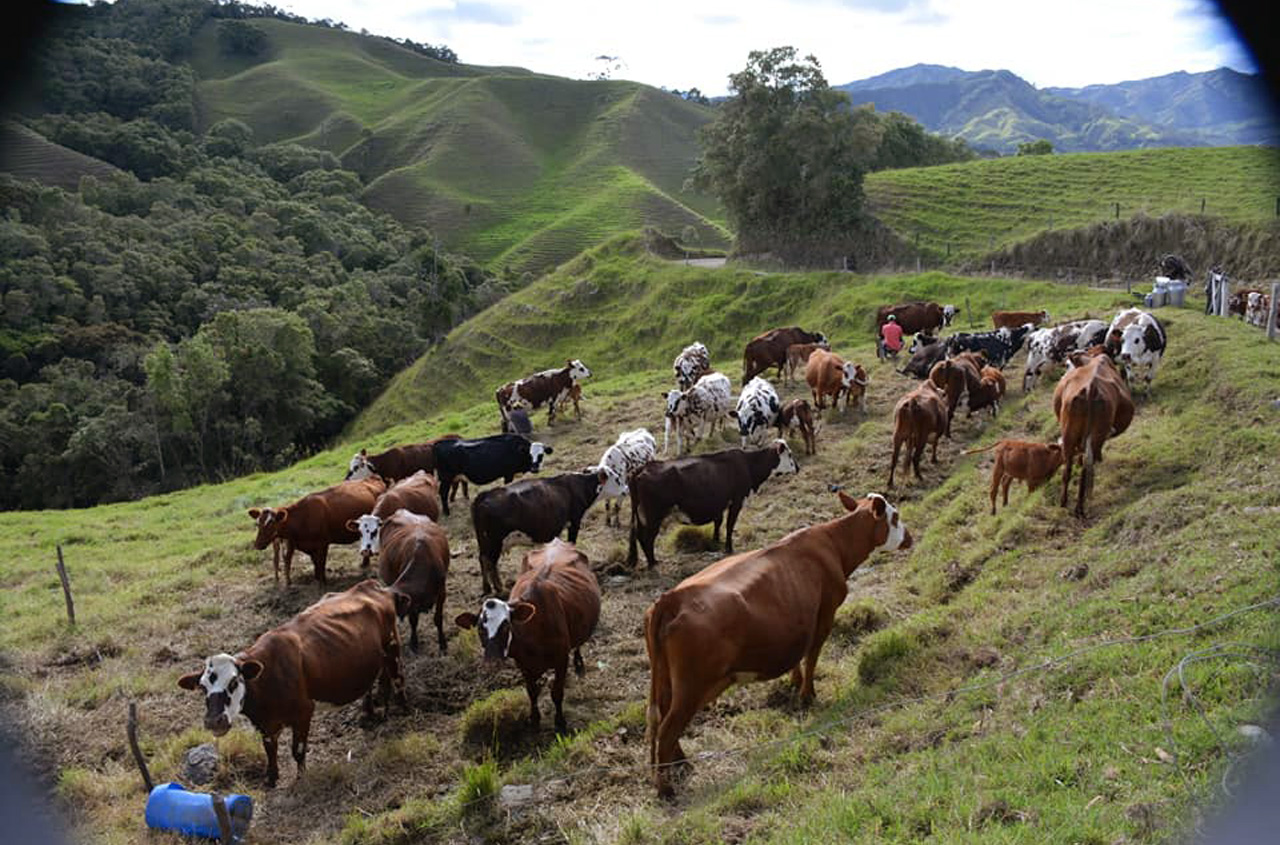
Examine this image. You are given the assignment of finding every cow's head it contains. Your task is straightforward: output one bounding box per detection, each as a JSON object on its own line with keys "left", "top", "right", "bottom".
{"left": 1117, "top": 322, "right": 1150, "bottom": 364}
{"left": 909, "top": 333, "right": 936, "bottom": 355}
{"left": 455, "top": 598, "right": 536, "bottom": 661}
{"left": 177, "top": 653, "right": 263, "bottom": 736}
{"left": 346, "top": 513, "right": 382, "bottom": 561}
{"left": 942, "top": 304, "right": 958, "bottom": 326}
{"left": 567, "top": 359, "right": 592, "bottom": 381}
{"left": 840, "top": 362, "right": 860, "bottom": 389}
{"left": 247, "top": 507, "right": 286, "bottom": 549}
{"left": 837, "top": 491, "right": 912, "bottom": 552}
{"left": 528, "top": 441, "right": 552, "bottom": 471}
{"left": 346, "top": 449, "right": 376, "bottom": 481}
{"left": 663, "top": 388, "right": 685, "bottom": 418}
{"left": 770, "top": 439, "right": 800, "bottom": 475}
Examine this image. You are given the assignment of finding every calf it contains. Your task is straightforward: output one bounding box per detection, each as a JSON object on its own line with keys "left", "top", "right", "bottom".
{"left": 1022, "top": 319, "right": 1108, "bottom": 391}
{"left": 378, "top": 509, "right": 450, "bottom": 654}
{"left": 471, "top": 469, "right": 606, "bottom": 595}
{"left": 594, "top": 428, "right": 658, "bottom": 526}
{"left": 628, "top": 441, "right": 799, "bottom": 568}
{"left": 805, "top": 349, "right": 864, "bottom": 413}
{"left": 875, "top": 301, "right": 945, "bottom": 335}
{"left": 730, "top": 376, "right": 782, "bottom": 447}
{"left": 347, "top": 436, "right": 467, "bottom": 502}
{"left": 177, "top": 580, "right": 405, "bottom": 787}
{"left": 1228, "top": 288, "right": 1262, "bottom": 319}
{"left": 944, "top": 324, "right": 1032, "bottom": 369}
{"left": 673, "top": 342, "right": 712, "bottom": 390}
{"left": 965, "top": 365, "right": 1006, "bottom": 418}
{"left": 1054, "top": 352, "right": 1134, "bottom": 517}
{"left": 927, "top": 353, "right": 982, "bottom": 436}
{"left": 743, "top": 327, "right": 827, "bottom": 383}
{"left": 663, "top": 372, "right": 732, "bottom": 455}
{"left": 434, "top": 434, "right": 552, "bottom": 516}
{"left": 1104, "top": 308, "right": 1166, "bottom": 393}
{"left": 888, "top": 380, "right": 949, "bottom": 486}
{"left": 456, "top": 539, "right": 600, "bottom": 734}
{"left": 1246, "top": 291, "right": 1273, "bottom": 328}
{"left": 249, "top": 476, "right": 386, "bottom": 587}
{"left": 776, "top": 398, "right": 817, "bottom": 455}
{"left": 784, "top": 341, "right": 830, "bottom": 383}
{"left": 348, "top": 470, "right": 442, "bottom": 569}
{"left": 645, "top": 492, "right": 911, "bottom": 796}
{"left": 963, "top": 440, "right": 1065, "bottom": 514}
{"left": 496, "top": 359, "right": 592, "bottom": 426}
{"left": 992, "top": 309, "right": 1049, "bottom": 329}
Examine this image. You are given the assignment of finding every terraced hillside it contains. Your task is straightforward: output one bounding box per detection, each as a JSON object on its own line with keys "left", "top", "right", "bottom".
{"left": 5, "top": 236, "right": 1275, "bottom": 843}
{"left": 0, "top": 121, "right": 121, "bottom": 190}
{"left": 864, "top": 145, "right": 1280, "bottom": 263}
{"left": 190, "top": 18, "right": 728, "bottom": 274}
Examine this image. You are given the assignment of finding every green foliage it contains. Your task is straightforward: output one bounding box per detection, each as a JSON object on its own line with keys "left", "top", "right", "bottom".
{"left": 217, "top": 20, "right": 269, "bottom": 57}
{"left": 1018, "top": 138, "right": 1054, "bottom": 155}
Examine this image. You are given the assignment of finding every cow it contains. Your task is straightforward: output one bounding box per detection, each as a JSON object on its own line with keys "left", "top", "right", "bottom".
{"left": 1054, "top": 352, "right": 1135, "bottom": 517}
{"left": 927, "top": 353, "right": 982, "bottom": 437}
{"left": 495, "top": 359, "right": 592, "bottom": 426}
{"left": 963, "top": 440, "right": 1065, "bottom": 515}
{"left": 644, "top": 491, "right": 911, "bottom": 796}
{"left": 901, "top": 335, "right": 948, "bottom": 379}
{"left": 1022, "top": 319, "right": 1108, "bottom": 392}
{"left": 992, "top": 310, "right": 1049, "bottom": 330}
{"left": 673, "top": 342, "right": 712, "bottom": 390}
{"left": 346, "top": 436, "right": 468, "bottom": 502}
{"left": 663, "top": 372, "right": 733, "bottom": 455}
{"left": 1246, "top": 291, "right": 1273, "bottom": 328}
{"left": 433, "top": 434, "right": 552, "bottom": 516}
{"left": 784, "top": 341, "right": 831, "bottom": 383}
{"left": 742, "top": 327, "right": 828, "bottom": 383}
{"left": 944, "top": 324, "right": 1033, "bottom": 370}
{"left": 908, "top": 332, "right": 937, "bottom": 355}
{"left": 730, "top": 376, "right": 781, "bottom": 447}
{"left": 628, "top": 441, "right": 799, "bottom": 569}
{"left": 471, "top": 469, "right": 606, "bottom": 595}
{"left": 377, "top": 509, "right": 450, "bottom": 654}
{"left": 594, "top": 428, "right": 658, "bottom": 527}
{"left": 965, "top": 365, "right": 1007, "bottom": 418}
{"left": 888, "top": 380, "right": 949, "bottom": 487}
{"left": 943, "top": 304, "right": 959, "bottom": 326}
{"left": 776, "top": 398, "right": 817, "bottom": 455}
{"left": 347, "top": 470, "right": 442, "bottom": 570}
{"left": 566, "top": 382, "right": 584, "bottom": 419}
{"left": 1228, "top": 288, "right": 1262, "bottom": 319}
{"left": 1104, "top": 308, "right": 1166, "bottom": 393}
{"left": 804, "top": 348, "right": 865, "bottom": 413}
{"left": 455, "top": 539, "right": 600, "bottom": 734}
{"left": 177, "top": 580, "right": 405, "bottom": 787}
{"left": 874, "top": 301, "right": 945, "bottom": 336}
{"left": 249, "top": 477, "right": 386, "bottom": 587}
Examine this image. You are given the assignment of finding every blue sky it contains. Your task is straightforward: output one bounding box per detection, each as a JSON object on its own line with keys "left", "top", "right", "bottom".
{"left": 226, "top": 0, "right": 1255, "bottom": 94}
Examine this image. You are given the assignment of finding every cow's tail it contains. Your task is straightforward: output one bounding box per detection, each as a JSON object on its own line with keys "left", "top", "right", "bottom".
{"left": 645, "top": 596, "right": 675, "bottom": 770}
{"left": 961, "top": 443, "right": 999, "bottom": 456}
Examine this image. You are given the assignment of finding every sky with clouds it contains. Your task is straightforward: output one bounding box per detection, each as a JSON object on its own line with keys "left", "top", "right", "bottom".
{"left": 262, "top": 0, "right": 1255, "bottom": 95}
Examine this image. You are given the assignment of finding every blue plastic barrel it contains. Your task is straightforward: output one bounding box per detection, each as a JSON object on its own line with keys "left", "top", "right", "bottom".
{"left": 144, "top": 782, "right": 252, "bottom": 841}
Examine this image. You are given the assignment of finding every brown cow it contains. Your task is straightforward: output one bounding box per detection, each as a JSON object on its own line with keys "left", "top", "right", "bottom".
{"left": 991, "top": 310, "right": 1049, "bottom": 329}
{"left": 456, "top": 539, "right": 600, "bottom": 733}
{"left": 742, "top": 327, "right": 827, "bottom": 383}
{"left": 496, "top": 359, "right": 592, "bottom": 426}
{"left": 378, "top": 509, "right": 450, "bottom": 654}
{"left": 888, "top": 380, "right": 949, "bottom": 487}
{"left": 177, "top": 579, "right": 405, "bottom": 787}
{"left": 927, "top": 353, "right": 982, "bottom": 436}
{"left": 348, "top": 470, "right": 442, "bottom": 569}
{"left": 784, "top": 341, "right": 830, "bottom": 383}
{"left": 963, "top": 440, "right": 1065, "bottom": 514}
{"left": 805, "top": 349, "right": 866, "bottom": 413}
{"left": 776, "top": 398, "right": 817, "bottom": 455}
{"left": 874, "top": 301, "right": 945, "bottom": 336}
{"left": 346, "top": 436, "right": 468, "bottom": 502}
{"left": 249, "top": 476, "right": 386, "bottom": 587}
{"left": 645, "top": 492, "right": 911, "bottom": 796}
{"left": 965, "top": 365, "right": 1007, "bottom": 418}
{"left": 1054, "top": 352, "right": 1134, "bottom": 517}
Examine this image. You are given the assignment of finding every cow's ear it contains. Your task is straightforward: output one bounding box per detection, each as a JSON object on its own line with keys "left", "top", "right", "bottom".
{"left": 597, "top": 469, "right": 609, "bottom": 484}
{"left": 393, "top": 590, "right": 412, "bottom": 618}
{"left": 345, "top": 519, "right": 358, "bottom": 533}
{"left": 275, "top": 510, "right": 289, "bottom": 526}
{"left": 728, "top": 410, "right": 739, "bottom": 420}
{"left": 239, "top": 660, "right": 264, "bottom": 681}
{"left": 360, "top": 448, "right": 368, "bottom": 457}
{"left": 247, "top": 509, "right": 260, "bottom": 520}
{"left": 510, "top": 602, "right": 537, "bottom": 624}
{"left": 870, "top": 495, "right": 887, "bottom": 518}
{"left": 455, "top": 612, "right": 478, "bottom": 630}
{"left": 837, "top": 491, "right": 859, "bottom": 512}
{"left": 177, "top": 671, "right": 202, "bottom": 691}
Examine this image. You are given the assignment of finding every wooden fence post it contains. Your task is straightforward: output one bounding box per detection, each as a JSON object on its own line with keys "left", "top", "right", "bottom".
{"left": 126, "top": 702, "right": 154, "bottom": 793}
{"left": 55, "top": 545, "right": 75, "bottom": 625}
{"left": 1268, "top": 282, "right": 1279, "bottom": 341}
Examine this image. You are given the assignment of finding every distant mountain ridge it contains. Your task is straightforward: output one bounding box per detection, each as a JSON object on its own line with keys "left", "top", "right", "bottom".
{"left": 837, "top": 63, "right": 1278, "bottom": 152}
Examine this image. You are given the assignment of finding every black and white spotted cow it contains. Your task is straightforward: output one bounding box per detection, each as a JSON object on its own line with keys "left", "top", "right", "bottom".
{"left": 942, "top": 304, "right": 959, "bottom": 326}
{"left": 1022, "top": 319, "right": 1108, "bottom": 391}
{"left": 1105, "top": 308, "right": 1166, "bottom": 393}
{"left": 663, "top": 372, "right": 733, "bottom": 455}
{"left": 729, "top": 376, "right": 781, "bottom": 448}
{"left": 593, "top": 428, "right": 658, "bottom": 526}
{"left": 673, "top": 342, "right": 712, "bottom": 391}
{"left": 944, "top": 324, "right": 1033, "bottom": 370}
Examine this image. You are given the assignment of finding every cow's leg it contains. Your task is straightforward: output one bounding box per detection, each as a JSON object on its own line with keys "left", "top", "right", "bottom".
{"left": 724, "top": 501, "right": 743, "bottom": 554}
{"left": 930, "top": 429, "right": 940, "bottom": 464}
{"left": 567, "top": 519, "right": 581, "bottom": 543}
{"left": 711, "top": 514, "right": 722, "bottom": 546}
{"left": 262, "top": 731, "right": 282, "bottom": 788}
{"left": 573, "top": 647, "right": 585, "bottom": 677}
{"left": 990, "top": 464, "right": 1002, "bottom": 515}
{"left": 655, "top": 678, "right": 731, "bottom": 798}
{"left": 1002, "top": 476, "right": 1013, "bottom": 508}
{"left": 434, "top": 587, "right": 448, "bottom": 654}
{"left": 888, "top": 433, "right": 902, "bottom": 488}
{"left": 282, "top": 542, "right": 296, "bottom": 588}
{"left": 290, "top": 706, "right": 313, "bottom": 776}
{"left": 522, "top": 668, "right": 543, "bottom": 729}
{"left": 799, "top": 618, "right": 835, "bottom": 704}
{"left": 1077, "top": 436, "right": 1094, "bottom": 518}
{"left": 440, "top": 477, "right": 452, "bottom": 516}
{"left": 407, "top": 607, "right": 420, "bottom": 654}
{"left": 272, "top": 539, "right": 281, "bottom": 584}
{"left": 627, "top": 513, "right": 641, "bottom": 568}
{"left": 641, "top": 524, "right": 660, "bottom": 569}
{"left": 551, "top": 656, "right": 570, "bottom": 734}
{"left": 312, "top": 547, "right": 328, "bottom": 588}
{"left": 383, "top": 632, "right": 408, "bottom": 709}
{"left": 1060, "top": 445, "right": 1074, "bottom": 508}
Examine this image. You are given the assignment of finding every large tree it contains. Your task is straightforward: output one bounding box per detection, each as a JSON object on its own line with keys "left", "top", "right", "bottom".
{"left": 691, "top": 47, "right": 876, "bottom": 256}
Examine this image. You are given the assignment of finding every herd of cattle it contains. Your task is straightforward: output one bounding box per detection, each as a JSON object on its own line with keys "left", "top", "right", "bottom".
{"left": 177, "top": 298, "right": 1173, "bottom": 796}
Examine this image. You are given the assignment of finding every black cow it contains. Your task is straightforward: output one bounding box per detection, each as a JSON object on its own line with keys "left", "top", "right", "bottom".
{"left": 434, "top": 434, "right": 552, "bottom": 516}
{"left": 901, "top": 336, "right": 948, "bottom": 378}
{"left": 627, "top": 441, "right": 799, "bottom": 569}
{"left": 471, "top": 469, "right": 607, "bottom": 594}
{"left": 944, "top": 325, "right": 1032, "bottom": 369}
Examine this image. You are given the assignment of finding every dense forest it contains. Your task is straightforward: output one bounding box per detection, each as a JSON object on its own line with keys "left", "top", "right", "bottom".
{"left": 1, "top": 0, "right": 490, "bottom": 509}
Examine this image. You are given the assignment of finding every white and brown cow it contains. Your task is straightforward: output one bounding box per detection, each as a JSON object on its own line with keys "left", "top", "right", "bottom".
{"left": 663, "top": 372, "right": 733, "bottom": 455}
{"left": 1022, "top": 319, "right": 1108, "bottom": 392}
{"left": 730, "top": 376, "right": 782, "bottom": 447}
{"left": 593, "top": 428, "right": 658, "bottom": 526}
{"left": 496, "top": 359, "right": 592, "bottom": 426}
{"left": 673, "top": 343, "right": 712, "bottom": 390}
{"left": 1246, "top": 291, "right": 1273, "bottom": 328}
{"left": 1104, "top": 308, "right": 1166, "bottom": 393}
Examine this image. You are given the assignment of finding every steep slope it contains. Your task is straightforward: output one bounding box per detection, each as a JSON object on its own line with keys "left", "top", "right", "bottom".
{"left": 0, "top": 121, "right": 121, "bottom": 189}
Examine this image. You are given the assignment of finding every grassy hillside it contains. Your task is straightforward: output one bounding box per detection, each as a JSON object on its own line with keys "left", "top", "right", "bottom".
{"left": 4, "top": 237, "right": 1276, "bottom": 843}
{"left": 190, "top": 18, "right": 728, "bottom": 275}
{"left": 0, "top": 121, "right": 122, "bottom": 190}
{"left": 864, "top": 145, "right": 1280, "bottom": 263}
